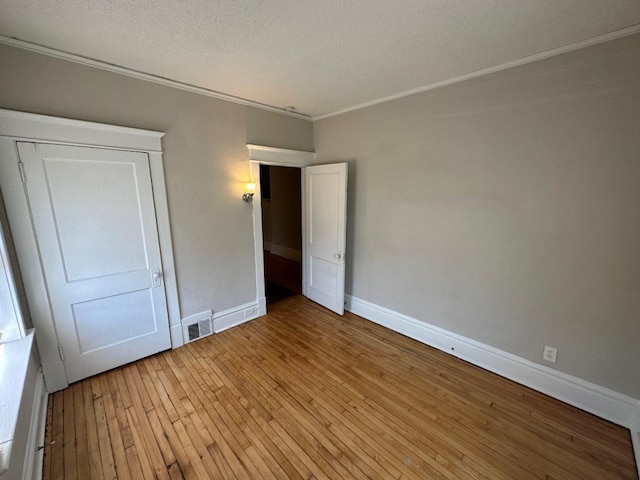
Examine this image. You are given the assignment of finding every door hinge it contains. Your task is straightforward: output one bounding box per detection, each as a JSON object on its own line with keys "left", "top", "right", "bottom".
{"left": 18, "top": 162, "right": 26, "bottom": 184}
{"left": 57, "top": 344, "right": 65, "bottom": 362}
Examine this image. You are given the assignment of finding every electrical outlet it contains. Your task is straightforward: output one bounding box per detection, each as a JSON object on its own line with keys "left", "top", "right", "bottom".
{"left": 543, "top": 346, "right": 557, "bottom": 363}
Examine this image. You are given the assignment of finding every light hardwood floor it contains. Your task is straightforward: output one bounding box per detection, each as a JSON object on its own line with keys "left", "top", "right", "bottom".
{"left": 43, "top": 295, "right": 638, "bottom": 479}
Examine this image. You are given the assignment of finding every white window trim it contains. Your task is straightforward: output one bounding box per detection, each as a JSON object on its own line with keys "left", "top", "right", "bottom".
{"left": 0, "top": 218, "right": 26, "bottom": 342}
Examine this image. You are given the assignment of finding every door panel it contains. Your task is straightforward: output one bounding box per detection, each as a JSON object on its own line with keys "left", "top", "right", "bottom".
{"left": 71, "top": 289, "right": 158, "bottom": 353}
{"left": 17, "top": 142, "right": 171, "bottom": 383}
{"left": 44, "top": 157, "right": 148, "bottom": 281}
{"left": 309, "top": 257, "right": 339, "bottom": 295}
{"left": 309, "top": 173, "right": 340, "bottom": 246}
{"left": 304, "top": 163, "right": 347, "bottom": 315}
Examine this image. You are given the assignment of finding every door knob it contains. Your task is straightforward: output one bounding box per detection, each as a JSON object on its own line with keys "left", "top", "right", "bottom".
{"left": 151, "top": 267, "right": 163, "bottom": 287}
{"left": 335, "top": 253, "right": 342, "bottom": 259}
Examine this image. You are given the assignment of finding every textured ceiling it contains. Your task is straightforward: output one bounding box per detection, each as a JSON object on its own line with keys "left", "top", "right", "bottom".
{"left": 1, "top": 1, "right": 640, "bottom": 118}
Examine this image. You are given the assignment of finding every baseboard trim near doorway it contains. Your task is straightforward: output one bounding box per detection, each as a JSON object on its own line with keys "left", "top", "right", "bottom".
{"left": 269, "top": 244, "right": 302, "bottom": 262}
{"left": 28, "top": 371, "right": 48, "bottom": 480}
{"left": 212, "top": 300, "right": 263, "bottom": 334}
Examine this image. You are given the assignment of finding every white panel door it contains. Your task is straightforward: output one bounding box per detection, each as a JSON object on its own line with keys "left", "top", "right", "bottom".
{"left": 304, "top": 163, "right": 347, "bottom": 314}
{"left": 17, "top": 142, "right": 171, "bottom": 383}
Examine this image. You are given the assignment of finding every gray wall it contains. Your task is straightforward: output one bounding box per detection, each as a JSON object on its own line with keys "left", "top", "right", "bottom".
{"left": 0, "top": 43, "right": 313, "bottom": 317}
{"left": 314, "top": 34, "right": 640, "bottom": 398}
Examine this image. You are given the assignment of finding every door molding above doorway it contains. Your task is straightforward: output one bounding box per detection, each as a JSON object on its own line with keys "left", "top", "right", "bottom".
{"left": 0, "top": 109, "right": 182, "bottom": 391}
{"left": 0, "top": 108, "right": 164, "bottom": 151}
{"left": 247, "top": 144, "right": 315, "bottom": 166}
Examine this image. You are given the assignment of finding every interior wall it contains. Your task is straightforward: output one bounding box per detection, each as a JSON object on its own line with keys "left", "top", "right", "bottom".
{"left": 313, "top": 33, "right": 640, "bottom": 398}
{"left": 0, "top": 43, "right": 313, "bottom": 318}
{"left": 269, "top": 166, "right": 302, "bottom": 256}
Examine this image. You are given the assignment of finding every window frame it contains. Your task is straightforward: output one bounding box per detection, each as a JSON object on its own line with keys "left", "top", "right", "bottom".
{"left": 0, "top": 219, "right": 26, "bottom": 342}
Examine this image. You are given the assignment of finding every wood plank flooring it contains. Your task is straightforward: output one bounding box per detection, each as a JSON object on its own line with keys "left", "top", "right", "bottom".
{"left": 43, "top": 295, "right": 638, "bottom": 479}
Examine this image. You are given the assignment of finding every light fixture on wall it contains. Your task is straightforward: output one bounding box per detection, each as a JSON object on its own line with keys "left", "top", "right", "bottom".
{"left": 243, "top": 182, "right": 256, "bottom": 202}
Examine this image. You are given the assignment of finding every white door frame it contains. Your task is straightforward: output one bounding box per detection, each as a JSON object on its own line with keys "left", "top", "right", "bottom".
{"left": 0, "top": 109, "right": 182, "bottom": 391}
{"left": 247, "top": 144, "right": 314, "bottom": 315}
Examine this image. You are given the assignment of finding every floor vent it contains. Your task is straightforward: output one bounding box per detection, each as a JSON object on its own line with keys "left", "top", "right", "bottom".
{"left": 181, "top": 310, "right": 213, "bottom": 343}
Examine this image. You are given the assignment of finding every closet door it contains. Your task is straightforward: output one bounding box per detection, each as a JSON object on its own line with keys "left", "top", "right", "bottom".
{"left": 17, "top": 142, "right": 171, "bottom": 383}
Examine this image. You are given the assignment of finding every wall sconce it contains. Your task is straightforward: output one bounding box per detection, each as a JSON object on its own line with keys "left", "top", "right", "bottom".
{"left": 242, "top": 182, "right": 256, "bottom": 202}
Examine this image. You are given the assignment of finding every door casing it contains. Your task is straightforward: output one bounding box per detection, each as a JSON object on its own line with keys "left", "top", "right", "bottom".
{"left": 247, "top": 145, "right": 315, "bottom": 316}
{"left": 247, "top": 144, "right": 347, "bottom": 316}
{"left": 0, "top": 109, "right": 182, "bottom": 392}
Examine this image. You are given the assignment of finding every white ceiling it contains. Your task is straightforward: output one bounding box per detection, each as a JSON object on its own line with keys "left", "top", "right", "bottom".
{"left": 1, "top": 1, "right": 640, "bottom": 119}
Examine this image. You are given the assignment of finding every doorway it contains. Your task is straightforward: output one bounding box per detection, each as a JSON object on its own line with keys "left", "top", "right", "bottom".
{"left": 260, "top": 164, "right": 302, "bottom": 305}
{"left": 247, "top": 144, "right": 347, "bottom": 317}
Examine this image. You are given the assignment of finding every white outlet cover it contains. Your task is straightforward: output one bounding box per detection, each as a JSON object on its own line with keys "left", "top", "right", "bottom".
{"left": 543, "top": 346, "right": 558, "bottom": 363}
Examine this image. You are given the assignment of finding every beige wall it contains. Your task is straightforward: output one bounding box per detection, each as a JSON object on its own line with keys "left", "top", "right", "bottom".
{"left": 269, "top": 166, "right": 302, "bottom": 253}
{"left": 0, "top": 43, "right": 312, "bottom": 317}
{"left": 314, "top": 34, "right": 640, "bottom": 398}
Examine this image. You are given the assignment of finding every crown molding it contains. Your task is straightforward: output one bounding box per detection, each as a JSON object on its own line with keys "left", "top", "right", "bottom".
{"left": 0, "top": 35, "right": 312, "bottom": 121}
{"left": 313, "top": 23, "right": 640, "bottom": 121}
{"left": 3, "top": 22, "right": 639, "bottom": 124}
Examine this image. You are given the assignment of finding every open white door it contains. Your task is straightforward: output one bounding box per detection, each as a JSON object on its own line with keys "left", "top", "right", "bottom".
{"left": 16, "top": 142, "right": 171, "bottom": 383}
{"left": 304, "top": 163, "right": 347, "bottom": 315}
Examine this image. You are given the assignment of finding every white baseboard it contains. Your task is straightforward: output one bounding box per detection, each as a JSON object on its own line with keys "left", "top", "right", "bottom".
{"left": 257, "top": 296, "right": 267, "bottom": 317}
{"left": 345, "top": 295, "right": 640, "bottom": 429}
{"left": 177, "top": 301, "right": 263, "bottom": 340}
{"left": 632, "top": 406, "right": 640, "bottom": 478}
{"left": 269, "top": 244, "right": 301, "bottom": 262}
{"left": 27, "top": 371, "right": 47, "bottom": 480}
{"left": 213, "top": 300, "right": 261, "bottom": 334}
{"left": 181, "top": 311, "right": 212, "bottom": 323}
